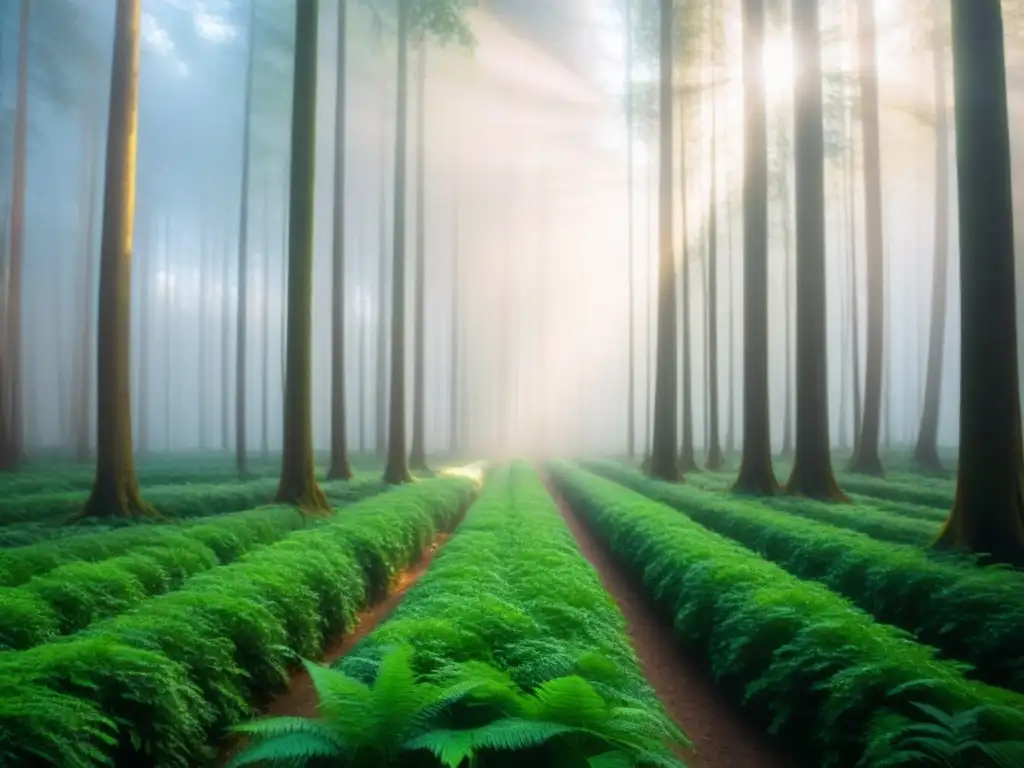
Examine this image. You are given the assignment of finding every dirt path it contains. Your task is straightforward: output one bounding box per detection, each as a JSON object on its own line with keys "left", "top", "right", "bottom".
{"left": 548, "top": 486, "right": 797, "bottom": 768}
{"left": 216, "top": 533, "right": 450, "bottom": 764}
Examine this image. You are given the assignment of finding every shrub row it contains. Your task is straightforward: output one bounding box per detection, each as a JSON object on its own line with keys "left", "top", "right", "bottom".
{"left": 0, "top": 477, "right": 475, "bottom": 767}
{"left": 593, "top": 461, "right": 1024, "bottom": 694}
{"left": 336, "top": 462, "right": 684, "bottom": 765}
{"left": 835, "top": 473, "right": 953, "bottom": 509}
{"left": 0, "top": 477, "right": 384, "bottom": 588}
{"left": 551, "top": 463, "right": 1024, "bottom": 767}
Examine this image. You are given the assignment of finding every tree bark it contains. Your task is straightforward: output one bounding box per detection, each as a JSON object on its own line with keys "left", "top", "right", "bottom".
{"left": 848, "top": 0, "right": 885, "bottom": 475}
{"left": 648, "top": 0, "right": 680, "bottom": 482}
{"left": 939, "top": 0, "right": 1024, "bottom": 566}
{"left": 260, "top": 183, "right": 270, "bottom": 458}
{"left": 734, "top": 0, "right": 777, "bottom": 495}
{"left": 449, "top": 197, "right": 460, "bottom": 456}
{"left": 409, "top": 41, "right": 429, "bottom": 472}
{"left": 784, "top": 0, "right": 846, "bottom": 501}
{"left": 779, "top": 120, "right": 794, "bottom": 457}
{"left": 382, "top": 0, "right": 413, "bottom": 485}
{"left": 706, "top": 97, "right": 724, "bottom": 471}
{"left": 0, "top": 0, "right": 29, "bottom": 470}
{"left": 274, "top": 0, "right": 328, "bottom": 511}
{"left": 725, "top": 185, "right": 735, "bottom": 455}
{"left": 914, "top": 0, "right": 951, "bottom": 473}
{"left": 79, "top": 0, "right": 153, "bottom": 519}
{"left": 626, "top": 0, "right": 636, "bottom": 460}
{"left": 234, "top": 0, "right": 256, "bottom": 476}
{"left": 678, "top": 101, "right": 697, "bottom": 473}
{"left": 375, "top": 107, "right": 389, "bottom": 458}
{"left": 327, "top": 0, "right": 353, "bottom": 481}
{"left": 846, "top": 94, "right": 862, "bottom": 455}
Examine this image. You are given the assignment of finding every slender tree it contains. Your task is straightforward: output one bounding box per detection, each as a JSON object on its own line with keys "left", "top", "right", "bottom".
{"left": 648, "top": 0, "right": 680, "bottom": 482}
{"left": 198, "top": 200, "right": 209, "bottom": 450}
{"left": 678, "top": 99, "right": 697, "bottom": 472}
{"left": 162, "top": 217, "right": 172, "bottom": 451}
{"left": 777, "top": 117, "right": 794, "bottom": 457}
{"left": 409, "top": 40, "right": 429, "bottom": 472}
{"left": 375, "top": 104, "right": 389, "bottom": 457}
{"left": 449, "top": 197, "right": 460, "bottom": 456}
{"left": 734, "top": 0, "right": 777, "bottom": 494}
{"left": 382, "top": 0, "right": 414, "bottom": 485}
{"left": 275, "top": 0, "right": 328, "bottom": 511}
{"left": 221, "top": 225, "right": 231, "bottom": 451}
{"left": 234, "top": 0, "right": 257, "bottom": 475}
{"left": 706, "top": 89, "right": 724, "bottom": 470}
{"left": 913, "top": 0, "right": 951, "bottom": 472}
{"left": 784, "top": 0, "right": 846, "bottom": 501}
{"left": 848, "top": 0, "right": 885, "bottom": 475}
{"left": 79, "top": 0, "right": 152, "bottom": 519}
{"left": 74, "top": 100, "right": 100, "bottom": 462}
{"left": 626, "top": 0, "right": 636, "bottom": 459}
{"left": 939, "top": 0, "right": 1024, "bottom": 565}
{"left": 327, "top": 0, "right": 353, "bottom": 480}
{"left": 725, "top": 187, "right": 735, "bottom": 456}
{"left": 260, "top": 183, "right": 270, "bottom": 458}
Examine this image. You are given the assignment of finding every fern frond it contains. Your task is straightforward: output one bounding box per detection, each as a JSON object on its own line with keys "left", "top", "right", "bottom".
{"left": 402, "top": 728, "right": 478, "bottom": 768}
{"left": 466, "top": 717, "right": 579, "bottom": 752}
{"left": 226, "top": 731, "right": 345, "bottom": 767}
{"left": 527, "top": 676, "right": 612, "bottom": 727}
{"left": 302, "top": 659, "right": 372, "bottom": 736}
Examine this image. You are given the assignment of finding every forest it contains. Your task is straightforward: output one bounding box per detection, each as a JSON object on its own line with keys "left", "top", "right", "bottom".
{"left": 1, "top": 0, "right": 1023, "bottom": 765}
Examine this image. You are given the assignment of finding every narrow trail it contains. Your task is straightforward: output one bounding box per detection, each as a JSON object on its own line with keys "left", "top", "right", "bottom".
{"left": 216, "top": 533, "right": 451, "bottom": 765}
{"left": 547, "top": 484, "right": 797, "bottom": 768}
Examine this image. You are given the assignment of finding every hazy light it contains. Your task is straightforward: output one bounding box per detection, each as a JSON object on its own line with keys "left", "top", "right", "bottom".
{"left": 762, "top": 32, "right": 795, "bottom": 103}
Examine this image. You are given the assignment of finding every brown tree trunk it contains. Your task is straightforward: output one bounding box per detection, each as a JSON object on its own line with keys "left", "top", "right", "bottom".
{"left": 79, "top": 0, "right": 153, "bottom": 519}
{"left": 784, "top": 0, "right": 846, "bottom": 501}
{"left": 914, "top": 0, "right": 951, "bottom": 472}
{"left": 382, "top": 0, "right": 413, "bottom": 485}
{"left": 734, "top": 0, "right": 777, "bottom": 494}
{"left": 327, "top": 0, "right": 353, "bottom": 481}
{"left": 234, "top": 0, "right": 256, "bottom": 475}
{"left": 678, "top": 102, "right": 697, "bottom": 472}
{"left": 648, "top": 0, "right": 680, "bottom": 482}
{"left": 939, "top": 0, "right": 1024, "bottom": 566}
{"left": 409, "top": 40, "right": 428, "bottom": 472}
{"left": 706, "top": 96, "right": 723, "bottom": 470}
{"left": 274, "top": 0, "right": 328, "bottom": 511}
{"left": 849, "top": 0, "right": 885, "bottom": 475}
{"left": 0, "top": 0, "right": 29, "bottom": 470}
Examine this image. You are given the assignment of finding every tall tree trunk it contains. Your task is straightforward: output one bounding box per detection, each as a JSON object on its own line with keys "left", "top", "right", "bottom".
{"left": 260, "top": 183, "right": 270, "bottom": 458}
{"left": 678, "top": 103, "right": 697, "bottom": 472}
{"left": 784, "top": 0, "right": 846, "bottom": 501}
{"left": 914, "top": 0, "right": 951, "bottom": 472}
{"left": 327, "top": 0, "right": 353, "bottom": 480}
{"left": 725, "top": 186, "right": 735, "bottom": 455}
{"left": 234, "top": 0, "right": 256, "bottom": 475}
{"left": 940, "top": 0, "right": 1024, "bottom": 566}
{"left": 274, "top": 0, "right": 328, "bottom": 511}
{"left": 409, "top": 41, "right": 428, "bottom": 471}
{"left": 838, "top": 194, "right": 850, "bottom": 451}
{"left": 0, "top": 0, "right": 29, "bottom": 470}
{"left": 849, "top": 0, "right": 885, "bottom": 475}
{"left": 780, "top": 124, "right": 794, "bottom": 457}
{"left": 375, "top": 111, "right": 388, "bottom": 458}
{"left": 735, "top": 0, "right": 777, "bottom": 494}
{"left": 80, "top": 0, "right": 152, "bottom": 519}
{"left": 358, "top": 219, "right": 367, "bottom": 455}
{"left": 449, "top": 198, "right": 459, "bottom": 456}
{"left": 382, "top": 0, "right": 413, "bottom": 485}
{"left": 648, "top": 0, "right": 680, "bottom": 482}
{"left": 706, "top": 97, "right": 723, "bottom": 470}
{"left": 644, "top": 146, "right": 653, "bottom": 466}
{"left": 846, "top": 98, "right": 862, "bottom": 454}
{"left": 626, "top": 0, "right": 636, "bottom": 460}
{"left": 75, "top": 100, "right": 100, "bottom": 462}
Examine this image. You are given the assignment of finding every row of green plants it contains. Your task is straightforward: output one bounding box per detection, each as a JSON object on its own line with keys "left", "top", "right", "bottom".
{"left": 0, "top": 457, "right": 284, "bottom": 498}
{"left": 0, "top": 477, "right": 476, "bottom": 767}
{"left": 551, "top": 464, "right": 1024, "bottom": 767}
{"left": 592, "top": 462, "right": 1024, "bottom": 694}
{"left": 688, "top": 472, "right": 939, "bottom": 546}
{"left": 232, "top": 462, "right": 686, "bottom": 767}
{"left": 0, "top": 472, "right": 384, "bottom": 528}
{"left": 0, "top": 477, "right": 386, "bottom": 587}
{"left": 833, "top": 474, "right": 953, "bottom": 509}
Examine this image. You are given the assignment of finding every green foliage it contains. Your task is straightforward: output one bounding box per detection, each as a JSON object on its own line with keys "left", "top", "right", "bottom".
{"left": 550, "top": 463, "right": 1024, "bottom": 768}
{"left": 588, "top": 461, "right": 1024, "bottom": 696}
{"left": 0, "top": 478, "right": 475, "bottom": 766}
{"left": 837, "top": 474, "right": 954, "bottom": 509}
{"left": 336, "top": 463, "right": 687, "bottom": 766}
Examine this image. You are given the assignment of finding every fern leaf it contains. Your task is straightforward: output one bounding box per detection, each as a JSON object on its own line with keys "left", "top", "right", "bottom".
{"left": 403, "top": 728, "right": 478, "bottom": 768}
{"left": 226, "top": 731, "right": 345, "bottom": 767}
{"left": 588, "top": 751, "right": 636, "bottom": 768}
{"left": 466, "top": 717, "right": 579, "bottom": 751}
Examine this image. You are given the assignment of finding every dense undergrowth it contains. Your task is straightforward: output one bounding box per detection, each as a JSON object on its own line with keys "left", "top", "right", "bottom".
{"left": 0, "top": 477, "right": 475, "bottom": 767}
{"left": 551, "top": 463, "right": 1024, "bottom": 768}
{"left": 591, "top": 462, "right": 1024, "bottom": 695}
{"left": 232, "top": 462, "right": 686, "bottom": 767}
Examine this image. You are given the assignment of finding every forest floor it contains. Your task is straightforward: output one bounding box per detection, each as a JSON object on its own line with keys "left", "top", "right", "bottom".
{"left": 216, "top": 532, "right": 452, "bottom": 765}
{"left": 547, "top": 482, "right": 797, "bottom": 768}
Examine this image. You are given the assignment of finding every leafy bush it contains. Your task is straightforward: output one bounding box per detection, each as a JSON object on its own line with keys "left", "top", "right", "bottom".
{"left": 835, "top": 474, "right": 952, "bottom": 509}
{"left": 550, "top": 463, "right": 1024, "bottom": 768}
{"left": 332, "top": 463, "right": 686, "bottom": 767}
{"left": 0, "top": 477, "right": 475, "bottom": 767}
{"left": 591, "top": 461, "right": 1024, "bottom": 695}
